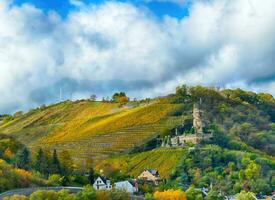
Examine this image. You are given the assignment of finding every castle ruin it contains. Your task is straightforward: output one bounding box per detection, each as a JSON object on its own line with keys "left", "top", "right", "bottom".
{"left": 162, "top": 100, "right": 212, "bottom": 147}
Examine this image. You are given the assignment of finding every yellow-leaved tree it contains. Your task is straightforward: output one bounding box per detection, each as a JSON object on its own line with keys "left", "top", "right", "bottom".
{"left": 154, "top": 189, "right": 187, "bottom": 200}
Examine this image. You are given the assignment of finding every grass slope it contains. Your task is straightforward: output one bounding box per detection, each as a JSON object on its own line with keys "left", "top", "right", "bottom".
{"left": 0, "top": 100, "right": 181, "bottom": 164}
{"left": 96, "top": 148, "right": 185, "bottom": 179}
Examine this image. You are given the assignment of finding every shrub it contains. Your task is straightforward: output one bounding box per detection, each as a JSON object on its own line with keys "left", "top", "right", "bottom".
{"left": 3, "top": 195, "right": 28, "bottom": 200}
{"left": 29, "top": 190, "right": 58, "bottom": 200}
{"left": 75, "top": 185, "right": 96, "bottom": 200}
{"left": 185, "top": 186, "right": 202, "bottom": 200}
{"left": 144, "top": 193, "right": 155, "bottom": 200}
{"left": 47, "top": 174, "right": 61, "bottom": 186}
{"left": 235, "top": 190, "right": 256, "bottom": 200}
{"left": 96, "top": 189, "right": 130, "bottom": 200}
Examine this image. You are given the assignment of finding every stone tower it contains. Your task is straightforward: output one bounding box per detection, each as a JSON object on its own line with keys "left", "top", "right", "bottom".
{"left": 193, "top": 100, "right": 205, "bottom": 135}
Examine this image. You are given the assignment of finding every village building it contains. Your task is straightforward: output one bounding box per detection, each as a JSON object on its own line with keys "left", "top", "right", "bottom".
{"left": 138, "top": 169, "right": 160, "bottom": 185}
{"left": 93, "top": 176, "right": 112, "bottom": 190}
{"left": 115, "top": 180, "right": 138, "bottom": 194}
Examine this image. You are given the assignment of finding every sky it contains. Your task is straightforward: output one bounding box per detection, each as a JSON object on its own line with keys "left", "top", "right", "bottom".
{"left": 0, "top": 0, "right": 275, "bottom": 114}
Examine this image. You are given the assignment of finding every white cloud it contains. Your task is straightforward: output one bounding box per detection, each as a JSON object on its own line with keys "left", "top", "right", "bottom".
{"left": 0, "top": 0, "right": 275, "bottom": 113}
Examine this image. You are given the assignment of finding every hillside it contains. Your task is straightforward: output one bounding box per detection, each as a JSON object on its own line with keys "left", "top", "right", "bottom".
{"left": 95, "top": 148, "right": 186, "bottom": 179}
{"left": 0, "top": 99, "right": 181, "bottom": 165}
{"left": 0, "top": 85, "right": 274, "bottom": 168}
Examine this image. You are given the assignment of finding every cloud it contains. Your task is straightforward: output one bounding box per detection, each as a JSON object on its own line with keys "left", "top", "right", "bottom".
{"left": 0, "top": 0, "right": 275, "bottom": 114}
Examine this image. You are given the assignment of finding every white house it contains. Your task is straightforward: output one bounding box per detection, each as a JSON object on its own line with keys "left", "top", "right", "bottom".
{"left": 93, "top": 176, "right": 112, "bottom": 190}
{"left": 115, "top": 180, "right": 138, "bottom": 194}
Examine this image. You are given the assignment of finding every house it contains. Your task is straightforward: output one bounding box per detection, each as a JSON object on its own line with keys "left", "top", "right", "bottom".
{"left": 115, "top": 180, "right": 138, "bottom": 194}
{"left": 138, "top": 169, "right": 160, "bottom": 184}
{"left": 93, "top": 176, "right": 112, "bottom": 190}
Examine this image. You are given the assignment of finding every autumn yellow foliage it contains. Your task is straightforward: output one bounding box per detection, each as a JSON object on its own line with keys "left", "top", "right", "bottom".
{"left": 4, "top": 148, "right": 13, "bottom": 158}
{"left": 96, "top": 149, "right": 185, "bottom": 178}
{"left": 154, "top": 189, "right": 186, "bottom": 200}
{"left": 14, "top": 169, "right": 32, "bottom": 178}
{"left": 0, "top": 100, "right": 181, "bottom": 165}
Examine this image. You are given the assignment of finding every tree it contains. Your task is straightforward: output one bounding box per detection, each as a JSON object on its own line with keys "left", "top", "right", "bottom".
{"left": 88, "top": 168, "right": 95, "bottom": 185}
{"left": 16, "top": 147, "right": 30, "bottom": 170}
{"left": 4, "top": 148, "right": 13, "bottom": 159}
{"left": 205, "top": 190, "right": 223, "bottom": 200}
{"left": 186, "top": 186, "right": 203, "bottom": 200}
{"left": 59, "top": 150, "right": 74, "bottom": 175}
{"left": 35, "top": 148, "right": 49, "bottom": 176}
{"left": 50, "top": 149, "right": 61, "bottom": 174}
{"left": 235, "top": 190, "right": 255, "bottom": 200}
{"left": 154, "top": 189, "right": 186, "bottom": 200}
{"left": 244, "top": 161, "right": 261, "bottom": 180}
{"left": 112, "top": 92, "right": 129, "bottom": 103}
{"left": 90, "top": 94, "right": 97, "bottom": 101}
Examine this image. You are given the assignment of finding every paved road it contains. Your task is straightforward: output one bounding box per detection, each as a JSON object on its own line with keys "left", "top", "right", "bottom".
{"left": 0, "top": 187, "right": 82, "bottom": 200}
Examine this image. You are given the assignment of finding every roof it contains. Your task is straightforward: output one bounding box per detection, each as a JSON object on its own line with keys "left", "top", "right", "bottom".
{"left": 96, "top": 176, "right": 110, "bottom": 185}
{"left": 148, "top": 169, "right": 158, "bottom": 175}
{"left": 115, "top": 180, "right": 137, "bottom": 187}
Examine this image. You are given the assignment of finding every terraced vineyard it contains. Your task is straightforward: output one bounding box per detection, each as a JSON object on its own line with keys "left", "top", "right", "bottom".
{"left": 96, "top": 148, "right": 186, "bottom": 178}
{"left": 0, "top": 99, "right": 182, "bottom": 165}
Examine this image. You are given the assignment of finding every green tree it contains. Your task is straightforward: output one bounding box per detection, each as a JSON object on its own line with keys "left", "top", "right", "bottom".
{"left": 88, "top": 168, "right": 95, "bottom": 185}
{"left": 244, "top": 161, "right": 261, "bottom": 180}
{"left": 186, "top": 186, "right": 203, "bottom": 200}
{"left": 35, "top": 148, "right": 48, "bottom": 176}
{"left": 205, "top": 190, "right": 223, "bottom": 200}
{"left": 16, "top": 147, "right": 30, "bottom": 170}
{"left": 235, "top": 190, "right": 255, "bottom": 200}
{"left": 112, "top": 92, "right": 129, "bottom": 103}
{"left": 50, "top": 149, "right": 61, "bottom": 174}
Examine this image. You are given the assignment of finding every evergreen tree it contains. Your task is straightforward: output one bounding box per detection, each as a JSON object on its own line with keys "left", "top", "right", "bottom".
{"left": 35, "top": 148, "right": 48, "bottom": 176}
{"left": 16, "top": 147, "right": 30, "bottom": 170}
{"left": 88, "top": 168, "right": 95, "bottom": 185}
{"left": 50, "top": 149, "right": 61, "bottom": 174}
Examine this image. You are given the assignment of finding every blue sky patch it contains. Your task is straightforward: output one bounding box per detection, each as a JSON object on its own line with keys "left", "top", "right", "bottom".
{"left": 12, "top": 0, "right": 190, "bottom": 18}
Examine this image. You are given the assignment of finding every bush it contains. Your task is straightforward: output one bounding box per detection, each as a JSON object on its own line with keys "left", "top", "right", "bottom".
{"left": 29, "top": 190, "right": 58, "bottom": 200}
{"left": 185, "top": 186, "right": 202, "bottom": 200}
{"left": 3, "top": 195, "right": 28, "bottom": 200}
{"left": 75, "top": 185, "right": 96, "bottom": 200}
{"left": 96, "top": 189, "right": 130, "bottom": 200}
{"left": 235, "top": 190, "right": 256, "bottom": 200}
{"left": 144, "top": 193, "right": 155, "bottom": 200}
{"left": 47, "top": 174, "right": 61, "bottom": 186}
